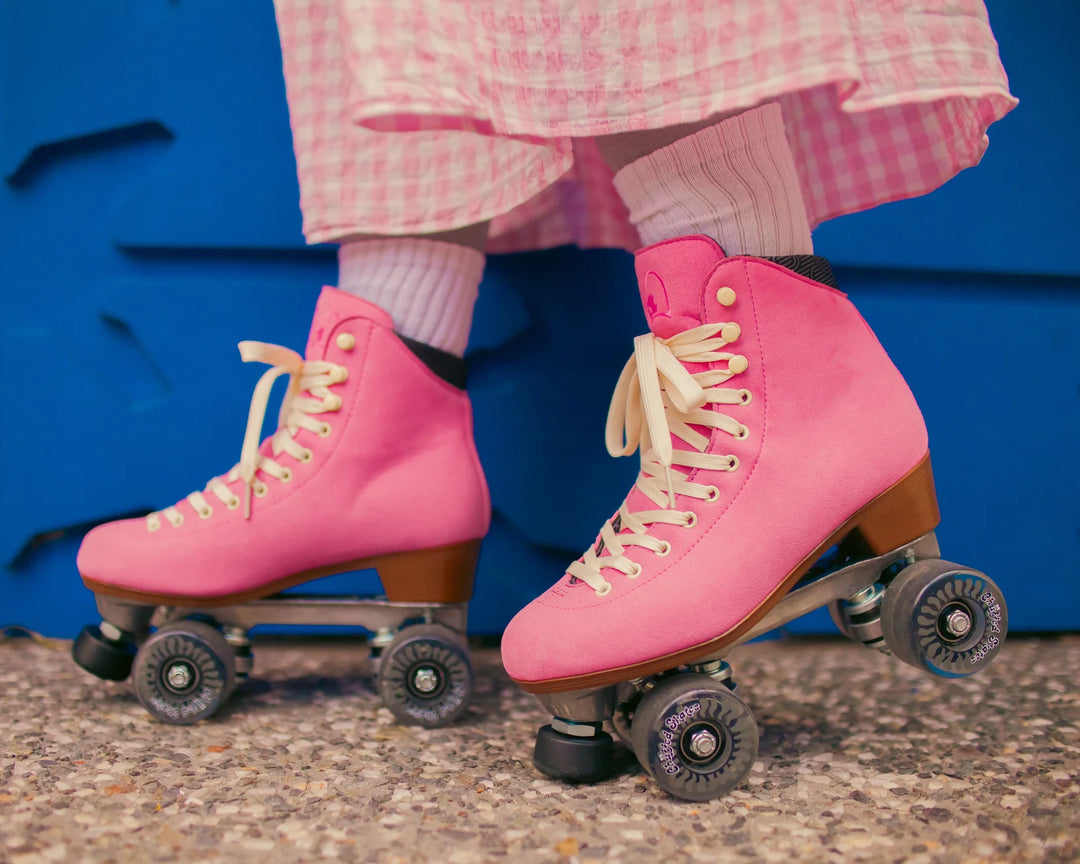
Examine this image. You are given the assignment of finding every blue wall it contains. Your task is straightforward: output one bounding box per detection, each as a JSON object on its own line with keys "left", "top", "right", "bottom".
{"left": 2, "top": 1, "right": 1077, "bottom": 637}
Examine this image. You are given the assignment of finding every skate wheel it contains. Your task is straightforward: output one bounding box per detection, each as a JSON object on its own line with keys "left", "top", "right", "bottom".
{"left": 377, "top": 623, "right": 472, "bottom": 728}
{"left": 131, "top": 620, "right": 235, "bottom": 725}
{"left": 533, "top": 725, "right": 615, "bottom": 783}
{"left": 630, "top": 673, "right": 758, "bottom": 802}
{"left": 881, "top": 559, "right": 1007, "bottom": 677}
{"left": 72, "top": 625, "right": 135, "bottom": 681}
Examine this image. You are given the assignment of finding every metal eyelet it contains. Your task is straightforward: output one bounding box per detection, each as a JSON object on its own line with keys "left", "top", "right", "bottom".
{"left": 705, "top": 486, "right": 721, "bottom": 502}
{"left": 226, "top": 497, "right": 240, "bottom": 510}
{"left": 683, "top": 512, "right": 698, "bottom": 528}
{"left": 627, "top": 563, "right": 643, "bottom": 578}
{"left": 253, "top": 482, "right": 268, "bottom": 498}
{"left": 198, "top": 506, "right": 213, "bottom": 519}
{"left": 318, "top": 423, "right": 332, "bottom": 438}
{"left": 168, "top": 513, "right": 184, "bottom": 527}
{"left": 728, "top": 355, "right": 748, "bottom": 374}
{"left": 739, "top": 389, "right": 753, "bottom": 405}
{"left": 596, "top": 581, "right": 612, "bottom": 597}
{"left": 147, "top": 518, "right": 160, "bottom": 532}
{"left": 735, "top": 425, "right": 749, "bottom": 441}
{"left": 656, "top": 541, "right": 672, "bottom": 557}
{"left": 336, "top": 333, "right": 356, "bottom": 351}
{"left": 727, "top": 456, "right": 741, "bottom": 472}
{"left": 299, "top": 449, "right": 313, "bottom": 464}
{"left": 716, "top": 286, "right": 736, "bottom": 307}
{"left": 280, "top": 469, "right": 293, "bottom": 483}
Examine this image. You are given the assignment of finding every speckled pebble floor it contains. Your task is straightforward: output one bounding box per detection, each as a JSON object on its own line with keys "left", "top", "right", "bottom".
{"left": 1, "top": 634, "right": 1077, "bottom": 864}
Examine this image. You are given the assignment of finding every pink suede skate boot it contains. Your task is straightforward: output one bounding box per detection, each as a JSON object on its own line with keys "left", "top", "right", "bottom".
{"left": 502, "top": 235, "right": 939, "bottom": 693}
{"left": 77, "top": 287, "right": 490, "bottom": 608}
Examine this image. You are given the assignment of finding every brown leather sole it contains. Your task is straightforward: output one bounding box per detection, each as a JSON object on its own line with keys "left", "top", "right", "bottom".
{"left": 514, "top": 453, "right": 940, "bottom": 694}
{"left": 81, "top": 539, "right": 483, "bottom": 608}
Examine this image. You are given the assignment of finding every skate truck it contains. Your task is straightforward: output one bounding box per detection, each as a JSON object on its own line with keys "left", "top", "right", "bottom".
{"left": 528, "top": 530, "right": 1007, "bottom": 801}
{"left": 72, "top": 572, "right": 478, "bottom": 729}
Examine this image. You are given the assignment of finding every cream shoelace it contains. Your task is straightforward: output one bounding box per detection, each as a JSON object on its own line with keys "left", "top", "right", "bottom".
{"left": 567, "top": 319, "right": 750, "bottom": 595}
{"left": 146, "top": 341, "right": 347, "bottom": 531}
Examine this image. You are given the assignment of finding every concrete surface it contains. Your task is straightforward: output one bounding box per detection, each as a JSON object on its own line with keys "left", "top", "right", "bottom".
{"left": 1, "top": 634, "right": 1077, "bottom": 863}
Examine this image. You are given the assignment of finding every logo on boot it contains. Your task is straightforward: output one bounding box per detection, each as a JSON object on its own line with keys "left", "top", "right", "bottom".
{"left": 643, "top": 271, "right": 671, "bottom": 325}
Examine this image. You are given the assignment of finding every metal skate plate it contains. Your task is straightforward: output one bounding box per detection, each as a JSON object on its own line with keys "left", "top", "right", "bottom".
{"left": 94, "top": 595, "right": 156, "bottom": 638}
{"left": 95, "top": 592, "right": 466, "bottom": 637}
{"left": 536, "top": 685, "right": 617, "bottom": 724}
{"left": 542, "top": 533, "right": 942, "bottom": 726}
{"left": 703, "top": 531, "right": 941, "bottom": 660}
{"left": 152, "top": 597, "right": 468, "bottom": 634}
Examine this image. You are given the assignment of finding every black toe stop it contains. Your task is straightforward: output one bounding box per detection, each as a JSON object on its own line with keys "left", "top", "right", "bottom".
{"left": 72, "top": 625, "right": 134, "bottom": 681}
{"left": 533, "top": 724, "right": 615, "bottom": 783}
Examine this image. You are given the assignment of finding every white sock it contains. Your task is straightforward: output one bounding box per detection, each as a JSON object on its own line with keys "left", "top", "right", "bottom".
{"left": 612, "top": 103, "right": 813, "bottom": 256}
{"left": 337, "top": 238, "right": 484, "bottom": 357}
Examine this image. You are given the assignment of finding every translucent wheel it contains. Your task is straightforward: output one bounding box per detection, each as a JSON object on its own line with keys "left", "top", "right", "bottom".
{"left": 131, "top": 620, "right": 235, "bottom": 724}
{"left": 72, "top": 625, "right": 135, "bottom": 681}
{"left": 630, "top": 673, "right": 758, "bottom": 802}
{"left": 881, "top": 559, "right": 1007, "bottom": 677}
{"left": 377, "top": 623, "right": 473, "bottom": 728}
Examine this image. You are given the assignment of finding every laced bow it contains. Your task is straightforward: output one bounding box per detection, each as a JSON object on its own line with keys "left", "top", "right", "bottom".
{"left": 567, "top": 322, "right": 750, "bottom": 594}
{"left": 148, "top": 341, "right": 346, "bottom": 530}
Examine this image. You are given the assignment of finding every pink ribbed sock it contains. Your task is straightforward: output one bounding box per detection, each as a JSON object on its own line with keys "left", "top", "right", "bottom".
{"left": 613, "top": 103, "right": 813, "bottom": 256}
{"left": 336, "top": 238, "right": 484, "bottom": 357}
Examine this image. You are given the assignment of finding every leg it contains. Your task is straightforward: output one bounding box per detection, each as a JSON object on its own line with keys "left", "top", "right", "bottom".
{"left": 597, "top": 103, "right": 813, "bottom": 257}
{"left": 335, "top": 222, "right": 488, "bottom": 359}
{"left": 593, "top": 113, "right": 738, "bottom": 171}
{"left": 505, "top": 104, "right": 936, "bottom": 687}
{"left": 500, "top": 106, "right": 1002, "bottom": 798}
{"left": 72, "top": 7, "right": 497, "bottom": 726}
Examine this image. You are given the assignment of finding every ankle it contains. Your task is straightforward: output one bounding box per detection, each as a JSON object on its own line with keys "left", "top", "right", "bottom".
{"left": 610, "top": 104, "right": 813, "bottom": 257}
{"left": 337, "top": 237, "right": 485, "bottom": 357}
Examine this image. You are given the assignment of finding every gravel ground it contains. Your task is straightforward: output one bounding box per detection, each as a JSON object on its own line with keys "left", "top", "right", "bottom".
{"left": 1, "top": 633, "right": 1077, "bottom": 864}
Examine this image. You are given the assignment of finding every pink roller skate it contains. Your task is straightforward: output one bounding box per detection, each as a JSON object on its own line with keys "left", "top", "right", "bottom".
{"left": 73, "top": 287, "right": 490, "bottom": 727}
{"left": 501, "top": 236, "right": 1007, "bottom": 800}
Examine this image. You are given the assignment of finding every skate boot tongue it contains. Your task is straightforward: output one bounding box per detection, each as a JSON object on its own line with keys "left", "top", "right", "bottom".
{"left": 229, "top": 286, "right": 391, "bottom": 518}
{"left": 634, "top": 235, "right": 727, "bottom": 338}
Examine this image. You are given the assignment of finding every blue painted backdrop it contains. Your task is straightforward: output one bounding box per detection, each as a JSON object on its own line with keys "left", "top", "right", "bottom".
{"left": 2, "top": 1, "right": 1077, "bottom": 637}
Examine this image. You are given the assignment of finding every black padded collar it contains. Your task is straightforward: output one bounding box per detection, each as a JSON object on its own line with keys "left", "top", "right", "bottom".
{"left": 398, "top": 334, "right": 468, "bottom": 389}
{"left": 762, "top": 254, "right": 838, "bottom": 289}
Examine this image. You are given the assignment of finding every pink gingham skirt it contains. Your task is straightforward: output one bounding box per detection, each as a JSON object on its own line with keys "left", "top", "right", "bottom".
{"left": 273, "top": 0, "right": 1016, "bottom": 252}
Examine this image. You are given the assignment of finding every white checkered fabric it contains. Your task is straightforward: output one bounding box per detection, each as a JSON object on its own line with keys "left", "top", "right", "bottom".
{"left": 273, "top": 0, "right": 1015, "bottom": 251}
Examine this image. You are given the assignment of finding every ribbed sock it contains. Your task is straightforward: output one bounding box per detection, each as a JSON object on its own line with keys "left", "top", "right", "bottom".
{"left": 612, "top": 103, "right": 813, "bottom": 256}
{"left": 337, "top": 238, "right": 484, "bottom": 357}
